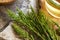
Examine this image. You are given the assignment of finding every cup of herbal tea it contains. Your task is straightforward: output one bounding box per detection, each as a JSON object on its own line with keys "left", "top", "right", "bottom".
{"left": 45, "top": 0, "right": 60, "bottom": 18}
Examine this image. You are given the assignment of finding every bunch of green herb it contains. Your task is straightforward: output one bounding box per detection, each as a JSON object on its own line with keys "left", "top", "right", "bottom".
{"left": 7, "top": 7, "right": 60, "bottom": 40}
{"left": 12, "top": 23, "right": 34, "bottom": 40}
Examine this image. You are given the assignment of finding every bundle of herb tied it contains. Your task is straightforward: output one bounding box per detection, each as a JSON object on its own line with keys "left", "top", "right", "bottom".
{"left": 7, "top": 7, "right": 60, "bottom": 40}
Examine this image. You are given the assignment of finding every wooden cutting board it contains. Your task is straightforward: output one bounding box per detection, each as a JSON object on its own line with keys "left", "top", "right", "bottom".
{"left": 40, "top": 0, "right": 60, "bottom": 24}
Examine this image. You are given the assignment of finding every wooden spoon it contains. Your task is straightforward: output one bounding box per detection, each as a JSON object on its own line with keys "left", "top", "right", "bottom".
{"left": 56, "top": 0, "right": 60, "bottom": 3}
{"left": 0, "top": 0, "right": 15, "bottom": 5}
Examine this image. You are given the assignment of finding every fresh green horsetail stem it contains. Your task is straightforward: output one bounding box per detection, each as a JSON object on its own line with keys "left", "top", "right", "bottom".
{"left": 12, "top": 23, "right": 34, "bottom": 40}
{"left": 7, "top": 7, "right": 60, "bottom": 40}
{"left": 7, "top": 9, "right": 45, "bottom": 40}
{"left": 29, "top": 7, "right": 58, "bottom": 40}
